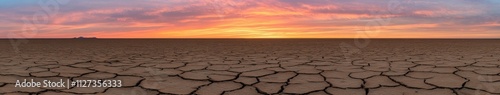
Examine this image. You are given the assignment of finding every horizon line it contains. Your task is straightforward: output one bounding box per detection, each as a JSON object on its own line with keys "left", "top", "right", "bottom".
{"left": 1, "top": 38, "right": 500, "bottom": 40}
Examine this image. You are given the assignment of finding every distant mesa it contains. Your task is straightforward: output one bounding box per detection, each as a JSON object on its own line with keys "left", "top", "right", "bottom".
{"left": 74, "top": 36, "right": 97, "bottom": 39}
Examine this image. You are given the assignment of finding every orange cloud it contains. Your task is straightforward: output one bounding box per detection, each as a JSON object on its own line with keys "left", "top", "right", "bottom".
{"left": 1, "top": 0, "right": 499, "bottom": 38}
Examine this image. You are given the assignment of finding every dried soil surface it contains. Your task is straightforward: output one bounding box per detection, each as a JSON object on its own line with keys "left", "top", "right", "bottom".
{"left": 0, "top": 39, "right": 499, "bottom": 95}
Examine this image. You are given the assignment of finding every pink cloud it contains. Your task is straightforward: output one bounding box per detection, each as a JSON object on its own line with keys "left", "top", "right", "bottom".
{"left": 1, "top": 0, "right": 499, "bottom": 38}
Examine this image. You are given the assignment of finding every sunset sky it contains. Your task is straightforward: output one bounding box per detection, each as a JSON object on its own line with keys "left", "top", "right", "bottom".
{"left": 1, "top": 0, "right": 499, "bottom": 38}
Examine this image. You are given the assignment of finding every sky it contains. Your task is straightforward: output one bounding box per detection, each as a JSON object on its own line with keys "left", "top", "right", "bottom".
{"left": 0, "top": 0, "right": 499, "bottom": 38}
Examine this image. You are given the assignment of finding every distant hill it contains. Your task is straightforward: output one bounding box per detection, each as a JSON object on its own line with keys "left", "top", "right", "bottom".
{"left": 74, "top": 36, "right": 97, "bottom": 39}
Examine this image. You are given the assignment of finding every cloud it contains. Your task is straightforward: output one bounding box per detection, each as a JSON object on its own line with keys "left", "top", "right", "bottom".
{"left": 0, "top": 0, "right": 499, "bottom": 38}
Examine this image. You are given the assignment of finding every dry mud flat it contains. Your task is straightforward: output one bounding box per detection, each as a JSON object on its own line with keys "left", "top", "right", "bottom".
{"left": 0, "top": 39, "right": 500, "bottom": 95}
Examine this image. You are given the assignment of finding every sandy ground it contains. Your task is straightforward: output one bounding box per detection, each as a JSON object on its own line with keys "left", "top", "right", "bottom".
{"left": 0, "top": 39, "right": 500, "bottom": 95}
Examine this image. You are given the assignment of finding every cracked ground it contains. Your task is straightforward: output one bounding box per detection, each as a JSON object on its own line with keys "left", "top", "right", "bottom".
{"left": 1, "top": 39, "right": 500, "bottom": 95}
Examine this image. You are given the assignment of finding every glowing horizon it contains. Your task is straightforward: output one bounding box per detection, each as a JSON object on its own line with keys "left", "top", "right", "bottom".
{"left": 1, "top": 0, "right": 499, "bottom": 38}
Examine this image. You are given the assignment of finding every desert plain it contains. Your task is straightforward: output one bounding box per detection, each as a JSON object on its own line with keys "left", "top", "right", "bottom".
{"left": 0, "top": 39, "right": 500, "bottom": 95}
